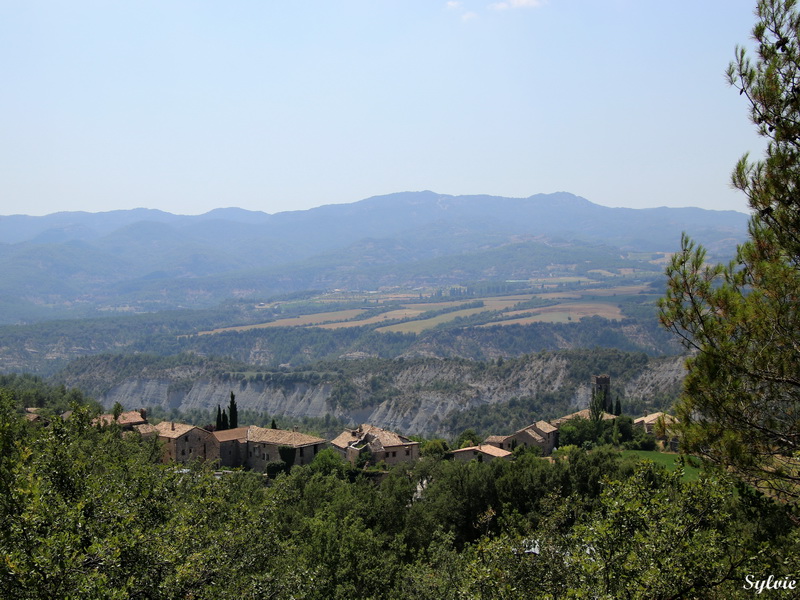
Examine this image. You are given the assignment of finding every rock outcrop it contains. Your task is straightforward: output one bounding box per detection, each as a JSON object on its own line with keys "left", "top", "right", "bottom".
{"left": 60, "top": 352, "right": 686, "bottom": 438}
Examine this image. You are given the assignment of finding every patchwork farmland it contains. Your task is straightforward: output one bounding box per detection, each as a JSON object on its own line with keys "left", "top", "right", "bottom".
{"left": 193, "top": 282, "right": 655, "bottom": 337}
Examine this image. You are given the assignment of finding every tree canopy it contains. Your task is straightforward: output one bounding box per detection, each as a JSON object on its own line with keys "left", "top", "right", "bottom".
{"left": 660, "top": 0, "right": 800, "bottom": 509}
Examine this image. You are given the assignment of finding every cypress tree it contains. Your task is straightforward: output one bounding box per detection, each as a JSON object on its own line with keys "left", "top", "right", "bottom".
{"left": 614, "top": 397, "right": 622, "bottom": 416}
{"left": 215, "top": 405, "right": 222, "bottom": 430}
{"left": 229, "top": 391, "right": 238, "bottom": 429}
{"left": 221, "top": 410, "right": 229, "bottom": 431}
{"left": 589, "top": 389, "right": 603, "bottom": 422}
{"left": 604, "top": 391, "right": 613, "bottom": 414}
{"left": 271, "top": 418, "right": 277, "bottom": 429}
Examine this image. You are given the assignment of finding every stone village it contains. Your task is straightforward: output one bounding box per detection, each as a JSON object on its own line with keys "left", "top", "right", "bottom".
{"left": 78, "top": 375, "right": 676, "bottom": 473}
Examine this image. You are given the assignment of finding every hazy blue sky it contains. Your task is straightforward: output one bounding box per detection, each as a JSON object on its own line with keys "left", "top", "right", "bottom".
{"left": 1, "top": 1, "right": 762, "bottom": 216}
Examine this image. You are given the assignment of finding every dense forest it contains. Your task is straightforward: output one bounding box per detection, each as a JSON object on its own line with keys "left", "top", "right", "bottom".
{"left": 49, "top": 348, "right": 683, "bottom": 439}
{"left": 0, "top": 380, "right": 796, "bottom": 599}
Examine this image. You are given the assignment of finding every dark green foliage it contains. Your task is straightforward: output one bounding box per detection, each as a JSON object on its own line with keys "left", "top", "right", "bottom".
{"left": 660, "top": 0, "right": 800, "bottom": 507}
{"left": 559, "top": 417, "right": 604, "bottom": 448}
{"left": 558, "top": 416, "right": 643, "bottom": 450}
{"left": 4, "top": 292, "right": 682, "bottom": 377}
{"left": 455, "top": 428, "right": 482, "bottom": 449}
{"left": 0, "top": 373, "right": 100, "bottom": 415}
{"left": 589, "top": 388, "right": 605, "bottom": 422}
{"left": 228, "top": 391, "right": 238, "bottom": 429}
{"left": 0, "top": 379, "right": 795, "bottom": 599}
{"left": 355, "top": 448, "right": 373, "bottom": 469}
{"left": 420, "top": 438, "right": 450, "bottom": 458}
{"left": 278, "top": 445, "right": 296, "bottom": 468}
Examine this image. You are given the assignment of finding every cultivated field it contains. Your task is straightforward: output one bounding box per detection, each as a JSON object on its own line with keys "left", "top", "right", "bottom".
{"left": 479, "top": 301, "right": 625, "bottom": 326}
{"left": 198, "top": 309, "right": 367, "bottom": 335}
{"left": 194, "top": 281, "right": 656, "bottom": 337}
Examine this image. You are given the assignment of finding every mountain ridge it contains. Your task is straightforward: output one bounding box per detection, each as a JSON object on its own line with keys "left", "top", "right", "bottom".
{"left": 0, "top": 191, "right": 750, "bottom": 324}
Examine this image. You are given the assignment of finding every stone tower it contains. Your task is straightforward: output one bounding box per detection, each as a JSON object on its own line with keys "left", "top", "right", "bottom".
{"left": 592, "top": 374, "right": 611, "bottom": 399}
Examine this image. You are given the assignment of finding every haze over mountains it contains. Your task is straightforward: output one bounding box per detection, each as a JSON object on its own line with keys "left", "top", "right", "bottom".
{"left": 0, "top": 191, "right": 749, "bottom": 324}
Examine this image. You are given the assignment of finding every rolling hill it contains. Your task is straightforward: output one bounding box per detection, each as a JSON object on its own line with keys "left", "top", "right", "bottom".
{"left": 0, "top": 191, "right": 749, "bottom": 324}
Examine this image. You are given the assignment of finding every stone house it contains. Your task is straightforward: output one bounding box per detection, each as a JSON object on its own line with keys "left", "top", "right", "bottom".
{"left": 635, "top": 412, "right": 679, "bottom": 450}
{"left": 245, "top": 426, "right": 327, "bottom": 471}
{"left": 484, "top": 409, "right": 619, "bottom": 456}
{"left": 634, "top": 412, "right": 677, "bottom": 435}
{"left": 550, "top": 408, "right": 617, "bottom": 429}
{"left": 94, "top": 409, "right": 149, "bottom": 430}
{"left": 331, "top": 424, "right": 420, "bottom": 467}
{"left": 484, "top": 420, "right": 559, "bottom": 455}
{"left": 212, "top": 425, "right": 327, "bottom": 471}
{"left": 24, "top": 408, "right": 48, "bottom": 426}
{"left": 214, "top": 426, "right": 250, "bottom": 469}
{"left": 132, "top": 423, "right": 158, "bottom": 439}
{"left": 155, "top": 422, "right": 217, "bottom": 464}
{"left": 452, "top": 444, "right": 512, "bottom": 463}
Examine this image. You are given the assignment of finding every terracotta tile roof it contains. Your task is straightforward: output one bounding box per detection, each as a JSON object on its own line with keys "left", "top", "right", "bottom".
{"left": 483, "top": 435, "right": 509, "bottom": 444}
{"left": 331, "top": 430, "right": 360, "bottom": 449}
{"left": 363, "top": 424, "right": 414, "bottom": 448}
{"left": 247, "top": 426, "right": 325, "bottom": 447}
{"left": 634, "top": 412, "right": 677, "bottom": 425}
{"left": 453, "top": 444, "right": 512, "bottom": 458}
{"left": 155, "top": 421, "right": 199, "bottom": 439}
{"left": 533, "top": 420, "right": 558, "bottom": 434}
{"left": 94, "top": 410, "right": 148, "bottom": 427}
{"left": 331, "top": 424, "right": 419, "bottom": 452}
{"left": 213, "top": 426, "right": 250, "bottom": 443}
{"left": 516, "top": 429, "right": 545, "bottom": 445}
{"left": 551, "top": 409, "right": 616, "bottom": 428}
{"left": 133, "top": 423, "right": 157, "bottom": 436}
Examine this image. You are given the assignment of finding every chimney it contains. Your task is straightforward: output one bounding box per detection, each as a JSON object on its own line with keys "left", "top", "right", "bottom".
{"left": 171, "top": 422, "right": 175, "bottom": 431}
{"left": 139, "top": 408, "right": 147, "bottom": 421}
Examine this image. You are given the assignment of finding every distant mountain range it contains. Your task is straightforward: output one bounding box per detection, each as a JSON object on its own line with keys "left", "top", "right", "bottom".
{"left": 0, "top": 191, "right": 749, "bottom": 324}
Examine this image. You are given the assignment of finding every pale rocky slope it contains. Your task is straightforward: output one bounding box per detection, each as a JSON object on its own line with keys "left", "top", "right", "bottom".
{"left": 59, "top": 352, "right": 686, "bottom": 438}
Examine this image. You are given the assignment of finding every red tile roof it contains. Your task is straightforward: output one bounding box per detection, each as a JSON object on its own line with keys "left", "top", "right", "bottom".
{"left": 452, "top": 444, "right": 512, "bottom": 459}
{"left": 331, "top": 424, "right": 418, "bottom": 452}
{"left": 247, "top": 426, "right": 325, "bottom": 447}
{"left": 551, "top": 409, "right": 616, "bottom": 428}
{"left": 155, "top": 422, "right": 201, "bottom": 439}
{"left": 94, "top": 410, "right": 148, "bottom": 427}
{"left": 213, "top": 427, "right": 250, "bottom": 443}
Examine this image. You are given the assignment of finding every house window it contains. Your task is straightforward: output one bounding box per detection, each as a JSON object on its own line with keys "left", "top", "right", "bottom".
{"left": 299, "top": 448, "right": 304, "bottom": 457}
{"left": 406, "top": 449, "right": 410, "bottom": 456}
{"left": 392, "top": 451, "right": 396, "bottom": 458}
{"left": 185, "top": 436, "right": 189, "bottom": 442}
{"left": 181, "top": 449, "right": 185, "bottom": 456}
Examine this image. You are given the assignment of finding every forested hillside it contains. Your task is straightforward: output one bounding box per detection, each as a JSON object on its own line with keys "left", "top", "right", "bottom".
{"left": 52, "top": 349, "right": 683, "bottom": 438}
{"left": 0, "top": 386, "right": 795, "bottom": 599}
{"left": 0, "top": 191, "right": 747, "bottom": 324}
{"left": 0, "top": 301, "right": 678, "bottom": 376}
